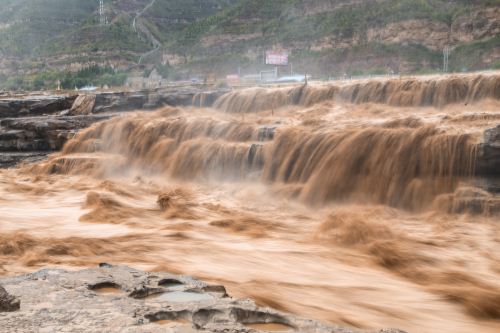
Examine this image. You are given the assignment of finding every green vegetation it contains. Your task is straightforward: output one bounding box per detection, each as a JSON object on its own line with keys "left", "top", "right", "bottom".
{"left": 170, "top": 0, "right": 498, "bottom": 76}
{"left": 178, "top": 0, "right": 488, "bottom": 46}
{"left": 58, "top": 65, "right": 128, "bottom": 89}
{"left": 41, "top": 14, "right": 149, "bottom": 56}
{"left": 0, "top": 0, "right": 498, "bottom": 90}
{"left": 0, "top": 65, "right": 128, "bottom": 91}
{"left": 450, "top": 36, "right": 500, "bottom": 72}
{"left": 0, "top": 0, "right": 97, "bottom": 56}
{"left": 0, "top": 0, "right": 235, "bottom": 57}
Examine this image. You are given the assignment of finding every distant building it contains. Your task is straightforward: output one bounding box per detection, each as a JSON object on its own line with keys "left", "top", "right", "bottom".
{"left": 125, "top": 69, "right": 163, "bottom": 89}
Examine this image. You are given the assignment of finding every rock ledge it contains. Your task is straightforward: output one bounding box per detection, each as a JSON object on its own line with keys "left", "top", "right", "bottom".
{"left": 0, "top": 265, "right": 405, "bottom": 333}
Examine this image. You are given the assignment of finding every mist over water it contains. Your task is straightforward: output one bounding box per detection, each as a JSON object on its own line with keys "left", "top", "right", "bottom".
{"left": 1, "top": 75, "right": 500, "bottom": 333}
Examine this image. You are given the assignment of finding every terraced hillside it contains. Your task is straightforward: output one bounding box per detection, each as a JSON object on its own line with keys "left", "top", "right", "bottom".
{"left": 0, "top": 0, "right": 498, "bottom": 90}
{"left": 0, "top": 0, "right": 236, "bottom": 84}
{"left": 170, "top": 0, "right": 500, "bottom": 75}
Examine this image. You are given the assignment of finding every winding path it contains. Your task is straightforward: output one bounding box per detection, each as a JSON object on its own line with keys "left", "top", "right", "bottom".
{"left": 133, "top": 0, "right": 161, "bottom": 64}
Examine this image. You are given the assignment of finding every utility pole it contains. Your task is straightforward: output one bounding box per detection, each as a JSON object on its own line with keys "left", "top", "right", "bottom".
{"left": 443, "top": 46, "right": 451, "bottom": 73}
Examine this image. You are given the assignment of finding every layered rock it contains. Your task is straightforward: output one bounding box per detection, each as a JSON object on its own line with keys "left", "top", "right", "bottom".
{"left": 366, "top": 7, "right": 500, "bottom": 52}
{"left": 0, "top": 87, "right": 228, "bottom": 167}
{"left": 69, "top": 94, "right": 96, "bottom": 116}
{"left": 0, "top": 265, "right": 406, "bottom": 333}
{"left": 477, "top": 125, "right": 500, "bottom": 176}
{"left": 0, "top": 114, "right": 112, "bottom": 152}
{"left": 367, "top": 20, "right": 450, "bottom": 51}
{"left": 0, "top": 87, "right": 228, "bottom": 119}
{"left": 0, "top": 95, "right": 76, "bottom": 118}
{"left": 90, "top": 88, "right": 228, "bottom": 113}
{"left": 452, "top": 7, "right": 500, "bottom": 43}
{"left": 0, "top": 152, "right": 49, "bottom": 168}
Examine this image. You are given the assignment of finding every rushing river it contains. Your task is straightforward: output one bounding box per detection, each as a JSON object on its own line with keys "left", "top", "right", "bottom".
{"left": 1, "top": 75, "right": 500, "bottom": 333}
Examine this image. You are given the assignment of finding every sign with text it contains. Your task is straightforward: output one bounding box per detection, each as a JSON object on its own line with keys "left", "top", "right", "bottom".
{"left": 265, "top": 51, "right": 289, "bottom": 66}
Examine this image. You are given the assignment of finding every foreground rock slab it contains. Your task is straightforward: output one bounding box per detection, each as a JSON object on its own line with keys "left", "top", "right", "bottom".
{"left": 0, "top": 265, "right": 404, "bottom": 333}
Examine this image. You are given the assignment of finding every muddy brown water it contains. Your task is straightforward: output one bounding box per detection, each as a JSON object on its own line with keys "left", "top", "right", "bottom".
{"left": 1, "top": 77, "right": 500, "bottom": 333}
{"left": 154, "top": 318, "right": 190, "bottom": 328}
{"left": 245, "top": 323, "right": 293, "bottom": 331}
{"left": 93, "top": 287, "right": 125, "bottom": 295}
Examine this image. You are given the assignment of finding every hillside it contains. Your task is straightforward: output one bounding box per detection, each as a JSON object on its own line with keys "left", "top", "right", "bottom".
{"left": 0, "top": 0, "right": 499, "bottom": 90}
{"left": 0, "top": 0, "right": 235, "bottom": 77}
{"left": 170, "top": 0, "right": 500, "bottom": 76}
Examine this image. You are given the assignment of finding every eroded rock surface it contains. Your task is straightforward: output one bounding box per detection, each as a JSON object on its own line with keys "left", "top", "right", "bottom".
{"left": 0, "top": 95, "right": 76, "bottom": 118}
{"left": 0, "top": 265, "right": 404, "bottom": 333}
{"left": 0, "top": 152, "right": 49, "bottom": 168}
{"left": 0, "top": 285, "right": 20, "bottom": 312}
{"left": 69, "top": 94, "right": 96, "bottom": 116}
{"left": 0, "top": 87, "right": 228, "bottom": 168}
{"left": 0, "top": 114, "right": 113, "bottom": 151}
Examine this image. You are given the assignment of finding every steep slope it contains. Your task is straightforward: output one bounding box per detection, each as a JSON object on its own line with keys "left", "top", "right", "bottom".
{"left": 0, "top": 0, "right": 236, "bottom": 76}
{"left": 169, "top": 0, "right": 500, "bottom": 75}
{"left": 0, "top": 0, "right": 498, "bottom": 89}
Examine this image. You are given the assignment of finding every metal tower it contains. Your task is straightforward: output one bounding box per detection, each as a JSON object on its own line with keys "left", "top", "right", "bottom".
{"left": 99, "top": 0, "right": 108, "bottom": 26}
{"left": 443, "top": 46, "right": 451, "bottom": 73}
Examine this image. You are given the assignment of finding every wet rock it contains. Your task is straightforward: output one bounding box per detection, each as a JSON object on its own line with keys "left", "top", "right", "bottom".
{"left": 0, "top": 87, "right": 229, "bottom": 168}
{"left": 0, "top": 152, "right": 49, "bottom": 168}
{"left": 144, "top": 93, "right": 161, "bottom": 109}
{"left": 247, "top": 143, "right": 265, "bottom": 170}
{"left": 484, "top": 125, "right": 500, "bottom": 150}
{"left": 93, "top": 91, "right": 147, "bottom": 113}
{"left": 161, "top": 87, "right": 229, "bottom": 108}
{"left": 69, "top": 94, "right": 96, "bottom": 116}
{"left": 0, "top": 266, "right": 405, "bottom": 333}
{"left": 162, "top": 91, "right": 197, "bottom": 107}
{"left": 477, "top": 125, "right": 500, "bottom": 176}
{"left": 0, "top": 88, "right": 225, "bottom": 118}
{"left": 91, "top": 88, "right": 213, "bottom": 113}
{"left": 192, "top": 90, "right": 229, "bottom": 108}
{"left": 0, "top": 95, "right": 76, "bottom": 118}
{"left": 257, "top": 126, "right": 277, "bottom": 141}
{"left": 0, "top": 285, "right": 20, "bottom": 312}
{"left": 0, "top": 114, "right": 113, "bottom": 152}
{"left": 437, "top": 187, "right": 500, "bottom": 216}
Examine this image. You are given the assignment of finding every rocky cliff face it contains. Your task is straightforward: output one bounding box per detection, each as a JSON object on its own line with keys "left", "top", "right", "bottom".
{"left": 0, "top": 114, "right": 112, "bottom": 152}
{"left": 366, "top": 7, "right": 500, "bottom": 51}
{"left": 452, "top": 7, "right": 500, "bottom": 43}
{"left": 0, "top": 95, "right": 76, "bottom": 118}
{"left": 169, "top": 0, "right": 500, "bottom": 75}
{"left": 0, "top": 87, "right": 228, "bottom": 168}
{"left": 366, "top": 20, "right": 450, "bottom": 51}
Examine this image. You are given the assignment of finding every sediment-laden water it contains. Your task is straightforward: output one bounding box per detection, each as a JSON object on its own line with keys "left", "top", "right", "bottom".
{"left": 1, "top": 74, "right": 500, "bottom": 333}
